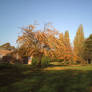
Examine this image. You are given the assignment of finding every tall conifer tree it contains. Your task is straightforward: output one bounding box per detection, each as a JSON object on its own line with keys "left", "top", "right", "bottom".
{"left": 64, "top": 31, "right": 73, "bottom": 63}
{"left": 74, "top": 24, "right": 85, "bottom": 57}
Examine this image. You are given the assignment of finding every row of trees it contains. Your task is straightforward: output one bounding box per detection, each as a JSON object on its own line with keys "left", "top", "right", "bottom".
{"left": 17, "top": 23, "right": 92, "bottom": 66}
{"left": 74, "top": 24, "right": 92, "bottom": 64}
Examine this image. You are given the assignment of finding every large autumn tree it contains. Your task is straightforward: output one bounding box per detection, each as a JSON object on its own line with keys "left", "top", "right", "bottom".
{"left": 17, "top": 23, "right": 65, "bottom": 67}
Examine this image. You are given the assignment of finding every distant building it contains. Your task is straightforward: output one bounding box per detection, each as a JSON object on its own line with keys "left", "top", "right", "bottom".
{"left": 0, "top": 48, "right": 33, "bottom": 64}
{"left": 0, "top": 49, "right": 11, "bottom": 59}
{"left": 0, "top": 49, "right": 12, "bottom": 63}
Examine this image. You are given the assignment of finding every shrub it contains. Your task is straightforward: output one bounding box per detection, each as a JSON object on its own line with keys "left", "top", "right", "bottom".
{"left": 31, "top": 56, "right": 51, "bottom": 67}
{"left": 31, "top": 57, "right": 38, "bottom": 66}
{"left": 41, "top": 56, "right": 51, "bottom": 67}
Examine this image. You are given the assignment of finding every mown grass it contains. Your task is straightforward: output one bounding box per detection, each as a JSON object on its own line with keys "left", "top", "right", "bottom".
{"left": 0, "top": 63, "right": 92, "bottom": 92}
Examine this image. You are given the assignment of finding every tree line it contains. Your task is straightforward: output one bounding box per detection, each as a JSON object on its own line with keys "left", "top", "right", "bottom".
{"left": 16, "top": 23, "right": 92, "bottom": 67}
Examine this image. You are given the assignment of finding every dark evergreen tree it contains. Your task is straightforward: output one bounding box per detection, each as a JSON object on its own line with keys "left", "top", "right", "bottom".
{"left": 83, "top": 34, "right": 92, "bottom": 64}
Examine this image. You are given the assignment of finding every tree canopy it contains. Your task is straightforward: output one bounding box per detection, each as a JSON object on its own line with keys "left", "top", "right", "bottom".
{"left": 17, "top": 24, "right": 66, "bottom": 66}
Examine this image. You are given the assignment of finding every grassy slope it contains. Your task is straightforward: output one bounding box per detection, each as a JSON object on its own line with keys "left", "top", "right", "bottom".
{"left": 0, "top": 63, "right": 92, "bottom": 92}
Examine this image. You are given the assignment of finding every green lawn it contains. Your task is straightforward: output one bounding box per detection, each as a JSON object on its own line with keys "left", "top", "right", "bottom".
{"left": 0, "top": 63, "right": 92, "bottom": 92}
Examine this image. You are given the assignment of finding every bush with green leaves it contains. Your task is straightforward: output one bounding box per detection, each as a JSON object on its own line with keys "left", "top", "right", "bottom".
{"left": 31, "top": 57, "right": 38, "bottom": 66}
{"left": 41, "top": 56, "right": 51, "bottom": 67}
{"left": 31, "top": 56, "right": 50, "bottom": 67}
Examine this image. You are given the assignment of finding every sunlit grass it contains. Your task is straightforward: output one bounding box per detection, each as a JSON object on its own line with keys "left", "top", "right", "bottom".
{"left": 44, "top": 64, "right": 92, "bottom": 71}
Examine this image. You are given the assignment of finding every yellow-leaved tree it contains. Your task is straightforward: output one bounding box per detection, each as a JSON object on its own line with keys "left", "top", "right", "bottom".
{"left": 17, "top": 23, "right": 65, "bottom": 67}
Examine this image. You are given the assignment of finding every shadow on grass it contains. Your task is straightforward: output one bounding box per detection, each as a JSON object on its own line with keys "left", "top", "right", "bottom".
{"left": 0, "top": 64, "right": 40, "bottom": 87}
{"left": 0, "top": 64, "right": 92, "bottom": 92}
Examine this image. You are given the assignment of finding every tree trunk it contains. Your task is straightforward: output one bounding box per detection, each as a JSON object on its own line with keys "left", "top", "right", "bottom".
{"left": 38, "top": 58, "right": 41, "bottom": 68}
{"left": 37, "top": 54, "right": 43, "bottom": 68}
